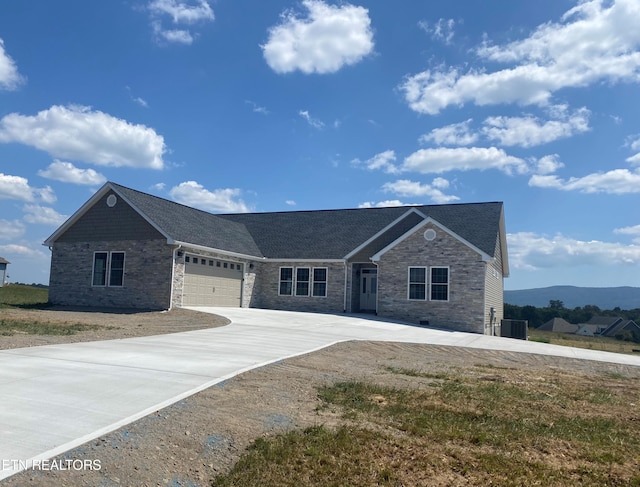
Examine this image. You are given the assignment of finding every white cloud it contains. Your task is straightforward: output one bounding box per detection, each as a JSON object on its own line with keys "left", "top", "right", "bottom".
{"left": 402, "top": 147, "right": 527, "bottom": 175}
{"left": 529, "top": 168, "right": 640, "bottom": 194}
{"left": 400, "top": 0, "right": 640, "bottom": 113}
{"left": 152, "top": 22, "right": 194, "bottom": 44}
{"left": 38, "top": 161, "right": 106, "bottom": 186}
{"left": 420, "top": 119, "right": 478, "bottom": 146}
{"left": 148, "top": 0, "right": 214, "bottom": 45}
{"left": 351, "top": 150, "right": 398, "bottom": 173}
{"left": 286, "top": 200, "right": 297, "bottom": 206}
{"left": 533, "top": 154, "right": 565, "bottom": 175}
{"left": 0, "top": 105, "right": 166, "bottom": 169}
{"left": 126, "top": 86, "right": 149, "bottom": 107}
{"left": 627, "top": 153, "right": 640, "bottom": 165}
{"left": 614, "top": 224, "right": 640, "bottom": 244}
{"left": 134, "top": 97, "right": 149, "bottom": 108}
{"left": 0, "top": 173, "right": 56, "bottom": 203}
{"left": 508, "top": 231, "right": 640, "bottom": 271}
{"left": 0, "top": 39, "right": 24, "bottom": 90}
{"left": 245, "top": 100, "right": 269, "bottom": 115}
{"left": 299, "top": 110, "right": 325, "bottom": 129}
{"left": 0, "top": 220, "right": 26, "bottom": 240}
{"left": 625, "top": 134, "right": 640, "bottom": 164}
{"left": 0, "top": 243, "right": 47, "bottom": 257}
{"left": 262, "top": 0, "right": 374, "bottom": 74}
{"left": 359, "top": 200, "right": 409, "bottom": 208}
{"left": 151, "top": 182, "right": 166, "bottom": 191}
{"left": 418, "top": 18, "right": 456, "bottom": 45}
{"left": 382, "top": 178, "right": 460, "bottom": 204}
{"left": 169, "top": 181, "right": 250, "bottom": 213}
{"left": 482, "top": 106, "right": 590, "bottom": 147}
{"left": 23, "top": 204, "right": 69, "bottom": 226}
{"left": 148, "top": 0, "right": 214, "bottom": 24}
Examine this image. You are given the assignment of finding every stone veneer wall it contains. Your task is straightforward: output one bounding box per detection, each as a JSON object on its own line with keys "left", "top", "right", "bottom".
{"left": 376, "top": 224, "right": 486, "bottom": 333}
{"left": 49, "top": 239, "right": 173, "bottom": 309}
{"left": 251, "top": 261, "right": 346, "bottom": 313}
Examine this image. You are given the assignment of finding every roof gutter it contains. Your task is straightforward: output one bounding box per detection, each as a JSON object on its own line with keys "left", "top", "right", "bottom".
{"left": 169, "top": 240, "right": 264, "bottom": 261}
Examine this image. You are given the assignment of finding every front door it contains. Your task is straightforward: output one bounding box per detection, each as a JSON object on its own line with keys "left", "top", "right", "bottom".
{"left": 360, "top": 269, "right": 377, "bottom": 312}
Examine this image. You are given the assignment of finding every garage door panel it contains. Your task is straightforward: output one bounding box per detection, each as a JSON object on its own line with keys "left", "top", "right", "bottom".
{"left": 183, "top": 257, "right": 242, "bottom": 307}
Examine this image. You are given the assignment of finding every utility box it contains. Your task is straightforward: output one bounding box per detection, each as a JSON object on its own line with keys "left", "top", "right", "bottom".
{"left": 501, "top": 319, "right": 528, "bottom": 340}
{"left": 0, "top": 257, "right": 9, "bottom": 287}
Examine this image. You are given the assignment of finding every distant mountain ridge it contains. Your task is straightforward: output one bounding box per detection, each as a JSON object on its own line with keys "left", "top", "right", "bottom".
{"left": 504, "top": 286, "right": 640, "bottom": 310}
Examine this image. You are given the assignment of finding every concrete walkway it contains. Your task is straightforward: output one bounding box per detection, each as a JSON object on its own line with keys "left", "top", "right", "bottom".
{"left": 2, "top": 307, "right": 640, "bottom": 481}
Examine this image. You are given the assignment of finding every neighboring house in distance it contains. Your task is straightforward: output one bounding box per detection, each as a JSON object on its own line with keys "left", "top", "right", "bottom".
{"left": 539, "top": 315, "right": 640, "bottom": 339}
{"left": 44, "top": 182, "right": 509, "bottom": 335}
{"left": 594, "top": 316, "right": 640, "bottom": 339}
{"left": 538, "top": 317, "right": 578, "bottom": 334}
{"left": 0, "top": 257, "right": 9, "bottom": 287}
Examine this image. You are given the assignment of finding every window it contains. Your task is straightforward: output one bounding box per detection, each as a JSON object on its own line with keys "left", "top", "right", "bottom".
{"left": 312, "top": 268, "right": 327, "bottom": 297}
{"left": 201, "top": 258, "right": 206, "bottom": 265}
{"left": 209, "top": 260, "right": 214, "bottom": 266}
{"left": 92, "top": 252, "right": 108, "bottom": 286}
{"left": 279, "top": 267, "right": 293, "bottom": 295}
{"left": 430, "top": 267, "right": 449, "bottom": 301}
{"left": 109, "top": 252, "right": 125, "bottom": 286}
{"left": 280, "top": 266, "right": 328, "bottom": 298}
{"left": 296, "top": 267, "right": 310, "bottom": 296}
{"left": 408, "top": 267, "right": 426, "bottom": 300}
{"left": 185, "top": 256, "right": 190, "bottom": 263}
{"left": 230, "top": 264, "right": 235, "bottom": 270}
{"left": 93, "top": 251, "right": 125, "bottom": 287}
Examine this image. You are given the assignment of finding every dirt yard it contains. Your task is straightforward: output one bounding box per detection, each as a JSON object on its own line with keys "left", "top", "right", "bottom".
{"left": 2, "top": 308, "right": 639, "bottom": 486}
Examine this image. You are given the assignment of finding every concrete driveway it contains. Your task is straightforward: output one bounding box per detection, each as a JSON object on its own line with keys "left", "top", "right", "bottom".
{"left": 2, "top": 307, "right": 640, "bottom": 481}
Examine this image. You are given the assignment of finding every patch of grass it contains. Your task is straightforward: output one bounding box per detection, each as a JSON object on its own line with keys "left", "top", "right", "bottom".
{"left": 214, "top": 371, "right": 640, "bottom": 487}
{"left": 0, "top": 284, "right": 49, "bottom": 309}
{"left": 529, "top": 329, "right": 639, "bottom": 355}
{"left": 0, "top": 319, "right": 105, "bottom": 336}
{"left": 384, "top": 365, "right": 449, "bottom": 379}
{"left": 211, "top": 425, "right": 404, "bottom": 487}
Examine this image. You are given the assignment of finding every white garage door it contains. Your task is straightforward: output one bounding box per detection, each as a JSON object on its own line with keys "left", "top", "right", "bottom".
{"left": 183, "top": 255, "right": 243, "bottom": 307}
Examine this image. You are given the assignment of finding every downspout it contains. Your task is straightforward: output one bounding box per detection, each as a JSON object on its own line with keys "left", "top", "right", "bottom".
{"left": 169, "top": 244, "right": 182, "bottom": 310}
{"left": 373, "top": 260, "right": 379, "bottom": 315}
{"left": 343, "top": 260, "right": 348, "bottom": 313}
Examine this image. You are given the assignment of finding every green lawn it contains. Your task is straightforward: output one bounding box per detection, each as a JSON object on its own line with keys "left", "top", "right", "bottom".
{"left": 0, "top": 284, "right": 49, "bottom": 308}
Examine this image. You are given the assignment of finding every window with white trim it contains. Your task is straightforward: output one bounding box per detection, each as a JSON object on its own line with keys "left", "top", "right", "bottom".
{"left": 93, "top": 251, "right": 125, "bottom": 287}
{"left": 430, "top": 267, "right": 449, "bottom": 301}
{"left": 408, "top": 267, "right": 427, "bottom": 300}
{"left": 279, "top": 267, "right": 293, "bottom": 295}
{"left": 295, "top": 267, "right": 310, "bottom": 296}
{"left": 279, "top": 266, "right": 328, "bottom": 298}
{"left": 312, "top": 267, "right": 328, "bottom": 297}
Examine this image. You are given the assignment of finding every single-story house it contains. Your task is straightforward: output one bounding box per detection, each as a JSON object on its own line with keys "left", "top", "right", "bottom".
{"left": 538, "top": 317, "right": 578, "bottom": 334}
{"left": 0, "top": 257, "right": 9, "bottom": 287}
{"left": 44, "top": 182, "right": 509, "bottom": 334}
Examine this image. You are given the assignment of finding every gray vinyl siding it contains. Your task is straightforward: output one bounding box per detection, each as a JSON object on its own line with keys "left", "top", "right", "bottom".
{"left": 56, "top": 192, "right": 164, "bottom": 242}
{"left": 348, "top": 212, "right": 425, "bottom": 263}
{"left": 484, "top": 234, "right": 504, "bottom": 335}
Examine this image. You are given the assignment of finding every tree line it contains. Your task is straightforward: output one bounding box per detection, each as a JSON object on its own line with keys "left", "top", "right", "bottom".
{"left": 505, "top": 300, "right": 640, "bottom": 329}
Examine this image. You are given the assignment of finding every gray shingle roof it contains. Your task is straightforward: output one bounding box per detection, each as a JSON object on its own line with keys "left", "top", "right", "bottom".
{"left": 112, "top": 183, "right": 263, "bottom": 257}
{"left": 111, "top": 183, "right": 503, "bottom": 260}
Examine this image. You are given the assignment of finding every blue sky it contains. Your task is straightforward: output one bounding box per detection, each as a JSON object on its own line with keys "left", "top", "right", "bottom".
{"left": 1, "top": 0, "right": 639, "bottom": 291}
